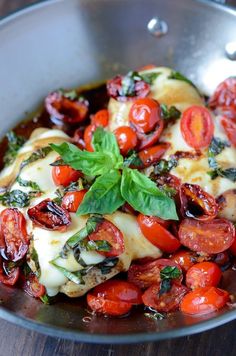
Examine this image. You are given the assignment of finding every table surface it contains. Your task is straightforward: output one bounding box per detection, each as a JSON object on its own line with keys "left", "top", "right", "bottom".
{"left": 0, "top": 1, "right": 236, "bottom": 355}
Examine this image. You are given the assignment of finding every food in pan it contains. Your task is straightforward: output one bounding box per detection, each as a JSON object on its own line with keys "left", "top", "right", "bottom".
{"left": 0, "top": 65, "right": 236, "bottom": 318}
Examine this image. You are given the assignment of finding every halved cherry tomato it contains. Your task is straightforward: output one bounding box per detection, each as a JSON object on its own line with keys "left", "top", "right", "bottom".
{"left": 136, "top": 123, "right": 164, "bottom": 150}
{"left": 209, "top": 77, "right": 236, "bottom": 110}
{"left": 87, "top": 294, "right": 132, "bottom": 316}
{"left": 23, "top": 273, "right": 46, "bottom": 298}
{"left": 137, "top": 214, "right": 181, "bottom": 253}
{"left": 180, "top": 106, "right": 214, "bottom": 149}
{"left": 142, "top": 282, "right": 189, "bottom": 312}
{"left": 180, "top": 286, "right": 229, "bottom": 315}
{"left": 114, "top": 126, "right": 138, "bottom": 156}
{"left": 88, "top": 219, "right": 125, "bottom": 257}
{"left": 28, "top": 199, "right": 71, "bottom": 231}
{"left": 45, "top": 91, "right": 88, "bottom": 125}
{"left": 179, "top": 218, "right": 235, "bottom": 254}
{"left": 0, "top": 260, "right": 19, "bottom": 286}
{"left": 91, "top": 109, "right": 109, "bottom": 127}
{"left": 128, "top": 258, "right": 182, "bottom": 289}
{"left": 107, "top": 75, "right": 150, "bottom": 102}
{"left": 61, "top": 189, "right": 88, "bottom": 213}
{"left": 129, "top": 98, "right": 161, "bottom": 134}
{"left": 84, "top": 124, "right": 96, "bottom": 152}
{"left": 0, "top": 209, "right": 29, "bottom": 262}
{"left": 138, "top": 143, "right": 170, "bottom": 168}
{"left": 221, "top": 116, "right": 236, "bottom": 147}
{"left": 92, "top": 280, "right": 142, "bottom": 304}
{"left": 52, "top": 164, "right": 81, "bottom": 187}
{"left": 180, "top": 183, "right": 218, "bottom": 221}
{"left": 186, "top": 262, "right": 222, "bottom": 289}
{"left": 171, "top": 250, "right": 197, "bottom": 273}
{"left": 73, "top": 127, "right": 85, "bottom": 150}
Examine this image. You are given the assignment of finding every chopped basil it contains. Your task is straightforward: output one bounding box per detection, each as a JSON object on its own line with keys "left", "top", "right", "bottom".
{"left": 58, "top": 89, "right": 79, "bottom": 101}
{"left": 144, "top": 311, "right": 165, "bottom": 321}
{"left": 17, "top": 176, "right": 42, "bottom": 193}
{"left": 158, "top": 184, "right": 177, "bottom": 198}
{"left": 160, "top": 104, "right": 181, "bottom": 121}
{"left": 139, "top": 71, "right": 161, "bottom": 85}
{"left": 3, "top": 131, "right": 26, "bottom": 167}
{"left": 121, "top": 71, "right": 160, "bottom": 97}
{"left": 40, "top": 294, "right": 55, "bottom": 305}
{"left": 97, "top": 257, "right": 119, "bottom": 275}
{"left": 154, "top": 158, "right": 178, "bottom": 175}
{"left": 159, "top": 278, "right": 172, "bottom": 296}
{"left": 159, "top": 266, "right": 182, "bottom": 296}
{"left": 50, "top": 158, "right": 66, "bottom": 166}
{"left": 86, "top": 240, "right": 112, "bottom": 252}
{"left": 30, "top": 247, "right": 41, "bottom": 278}
{"left": 21, "top": 146, "right": 52, "bottom": 170}
{"left": 123, "top": 150, "right": 143, "bottom": 168}
{"left": 0, "top": 189, "right": 31, "bottom": 207}
{"left": 168, "top": 71, "right": 200, "bottom": 93}
{"left": 50, "top": 260, "right": 85, "bottom": 285}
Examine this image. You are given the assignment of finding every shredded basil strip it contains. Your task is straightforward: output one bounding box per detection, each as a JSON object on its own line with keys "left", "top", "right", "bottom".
{"left": 154, "top": 158, "right": 178, "bottom": 175}
{"left": 21, "top": 146, "right": 52, "bottom": 170}
{"left": 3, "top": 131, "right": 26, "bottom": 167}
{"left": 50, "top": 260, "right": 85, "bottom": 285}
{"left": 159, "top": 266, "right": 182, "bottom": 296}
{"left": 123, "top": 150, "right": 143, "bottom": 168}
{"left": 58, "top": 89, "right": 79, "bottom": 101}
{"left": 17, "top": 176, "right": 42, "bottom": 193}
{"left": 50, "top": 158, "right": 66, "bottom": 166}
{"left": 0, "top": 189, "right": 31, "bottom": 208}
{"left": 40, "top": 294, "right": 55, "bottom": 305}
{"left": 86, "top": 240, "right": 112, "bottom": 252}
{"left": 121, "top": 71, "right": 160, "bottom": 96}
{"left": 97, "top": 257, "right": 119, "bottom": 275}
{"left": 30, "top": 247, "right": 41, "bottom": 278}
{"left": 160, "top": 104, "right": 181, "bottom": 121}
{"left": 144, "top": 312, "right": 165, "bottom": 321}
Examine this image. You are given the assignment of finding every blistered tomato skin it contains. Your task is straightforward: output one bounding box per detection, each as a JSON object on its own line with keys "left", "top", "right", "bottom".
{"left": 84, "top": 124, "right": 96, "bottom": 152}
{"left": 61, "top": 190, "right": 88, "bottom": 213}
{"left": 0, "top": 262, "right": 20, "bottom": 286}
{"left": 171, "top": 250, "right": 196, "bottom": 273}
{"left": 52, "top": 165, "right": 82, "bottom": 187}
{"left": 186, "top": 262, "right": 222, "bottom": 289}
{"left": 91, "top": 109, "right": 109, "bottom": 127}
{"left": 114, "top": 126, "right": 138, "bottom": 156}
{"left": 87, "top": 294, "right": 132, "bottom": 316}
{"left": 138, "top": 143, "right": 170, "bottom": 168}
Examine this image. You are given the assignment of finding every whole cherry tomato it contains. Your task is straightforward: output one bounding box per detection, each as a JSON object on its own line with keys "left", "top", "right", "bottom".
{"left": 84, "top": 124, "right": 96, "bottom": 152}
{"left": 114, "top": 126, "right": 138, "bottom": 156}
{"left": 138, "top": 143, "right": 170, "bottom": 168}
{"left": 180, "top": 286, "right": 229, "bottom": 315}
{"left": 180, "top": 106, "right": 214, "bottom": 149}
{"left": 91, "top": 109, "right": 109, "bottom": 127}
{"left": 137, "top": 214, "right": 181, "bottom": 253}
{"left": 61, "top": 190, "right": 87, "bottom": 213}
{"left": 186, "top": 262, "right": 222, "bottom": 289}
{"left": 52, "top": 164, "right": 81, "bottom": 187}
{"left": 87, "top": 294, "right": 132, "bottom": 317}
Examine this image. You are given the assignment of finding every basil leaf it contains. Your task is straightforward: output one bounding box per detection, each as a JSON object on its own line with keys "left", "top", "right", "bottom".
{"left": 208, "top": 137, "right": 229, "bottom": 157}
{"left": 139, "top": 71, "right": 161, "bottom": 84}
{"left": 51, "top": 142, "right": 118, "bottom": 176}
{"left": 21, "top": 146, "right": 52, "bottom": 170}
{"left": 30, "top": 248, "right": 41, "bottom": 278}
{"left": 144, "top": 312, "right": 165, "bottom": 320}
{"left": 77, "top": 170, "right": 125, "bottom": 215}
{"left": 17, "top": 176, "right": 42, "bottom": 192}
{"left": 0, "top": 189, "right": 30, "bottom": 207}
{"left": 211, "top": 167, "right": 236, "bottom": 182}
{"left": 160, "top": 104, "right": 181, "bottom": 121}
{"left": 50, "top": 158, "right": 65, "bottom": 166}
{"left": 160, "top": 266, "right": 182, "bottom": 280}
{"left": 123, "top": 150, "right": 143, "bottom": 168}
{"left": 50, "top": 260, "right": 85, "bottom": 285}
{"left": 86, "top": 240, "right": 111, "bottom": 252}
{"left": 3, "top": 131, "right": 26, "bottom": 166}
{"left": 97, "top": 257, "right": 119, "bottom": 275}
{"left": 154, "top": 158, "right": 178, "bottom": 175}
{"left": 168, "top": 71, "right": 199, "bottom": 93}
{"left": 159, "top": 279, "right": 172, "bottom": 295}
{"left": 121, "top": 168, "right": 178, "bottom": 220}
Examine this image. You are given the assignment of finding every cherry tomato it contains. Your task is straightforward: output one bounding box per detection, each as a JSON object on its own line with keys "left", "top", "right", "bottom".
{"left": 28, "top": 199, "right": 71, "bottom": 231}
{"left": 171, "top": 250, "right": 197, "bottom": 273}
{"left": 180, "top": 183, "right": 218, "bottom": 221}
{"left": 91, "top": 109, "right": 109, "bottom": 127}
{"left": 107, "top": 75, "right": 150, "bottom": 101}
{"left": 87, "top": 293, "right": 132, "bottom": 316}
{"left": 52, "top": 164, "right": 81, "bottom": 187}
{"left": 186, "top": 262, "right": 222, "bottom": 289}
{"left": 214, "top": 251, "right": 230, "bottom": 267}
{"left": 209, "top": 77, "right": 236, "bottom": 110}
{"left": 128, "top": 258, "right": 182, "bottom": 289}
{"left": 114, "top": 126, "right": 138, "bottom": 156}
{"left": 92, "top": 280, "right": 142, "bottom": 304}
{"left": 0, "top": 209, "right": 29, "bottom": 262}
{"left": 0, "top": 260, "right": 19, "bottom": 286}
{"left": 88, "top": 219, "right": 125, "bottom": 257}
{"left": 180, "top": 106, "right": 214, "bottom": 149}
{"left": 142, "top": 282, "right": 189, "bottom": 312}
{"left": 61, "top": 189, "right": 87, "bottom": 213}
{"left": 179, "top": 218, "right": 235, "bottom": 254}
{"left": 84, "top": 124, "right": 96, "bottom": 152}
{"left": 137, "top": 214, "right": 181, "bottom": 253}
{"left": 180, "top": 286, "right": 229, "bottom": 315}
{"left": 153, "top": 173, "right": 182, "bottom": 194}
{"left": 129, "top": 98, "right": 161, "bottom": 134}
{"left": 221, "top": 116, "right": 236, "bottom": 147}
{"left": 23, "top": 273, "right": 46, "bottom": 298}
{"left": 45, "top": 91, "right": 88, "bottom": 125}
{"left": 73, "top": 127, "right": 85, "bottom": 150}
{"left": 138, "top": 143, "right": 170, "bottom": 168}
{"left": 230, "top": 236, "right": 236, "bottom": 256}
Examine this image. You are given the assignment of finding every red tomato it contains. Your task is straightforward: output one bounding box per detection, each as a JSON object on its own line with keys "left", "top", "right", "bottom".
{"left": 209, "top": 77, "right": 236, "bottom": 110}
{"left": 28, "top": 199, "right": 71, "bottom": 231}
{"left": 52, "top": 165, "right": 81, "bottom": 187}
{"left": 45, "top": 91, "right": 88, "bottom": 125}
{"left": 137, "top": 123, "right": 164, "bottom": 150}
{"left": 129, "top": 98, "right": 161, "bottom": 134}
{"left": 137, "top": 214, "right": 181, "bottom": 253}
{"left": 179, "top": 218, "right": 235, "bottom": 254}
{"left": 0, "top": 261, "right": 19, "bottom": 286}
{"left": 23, "top": 273, "right": 46, "bottom": 298}
{"left": 88, "top": 219, "right": 125, "bottom": 257}
{"left": 171, "top": 250, "right": 197, "bottom": 273}
{"left": 180, "top": 106, "right": 214, "bottom": 149}
{"left": 221, "top": 116, "right": 236, "bottom": 147}
{"left": 128, "top": 258, "right": 182, "bottom": 289}
{"left": 61, "top": 190, "right": 87, "bottom": 213}
{"left": 186, "top": 262, "right": 222, "bottom": 289}
{"left": 0, "top": 209, "right": 29, "bottom": 262}
{"left": 180, "top": 183, "right": 218, "bottom": 221}
{"left": 216, "top": 106, "right": 236, "bottom": 120}
{"left": 84, "top": 124, "right": 96, "bottom": 152}
{"left": 107, "top": 75, "right": 150, "bottom": 101}
{"left": 142, "top": 282, "right": 189, "bottom": 312}
{"left": 114, "top": 126, "right": 138, "bottom": 156}
{"left": 180, "top": 286, "right": 229, "bottom": 315}
{"left": 92, "top": 280, "right": 142, "bottom": 304}
{"left": 91, "top": 109, "right": 109, "bottom": 127}
{"left": 73, "top": 128, "right": 85, "bottom": 150}
{"left": 87, "top": 293, "right": 132, "bottom": 316}
{"left": 138, "top": 143, "right": 170, "bottom": 168}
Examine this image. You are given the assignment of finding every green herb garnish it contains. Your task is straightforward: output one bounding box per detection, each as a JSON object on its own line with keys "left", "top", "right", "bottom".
{"left": 40, "top": 294, "right": 55, "bottom": 305}
{"left": 159, "top": 266, "right": 182, "bottom": 296}
{"left": 17, "top": 176, "right": 42, "bottom": 193}
{"left": 154, "top": 158, "right": 178, "bottom": 175}
{"left": 97, "top": 257, "right": 119, "bottom": 275}
{"left": 21, "top": 146, "right": 52, "bottom": 170}
{"left": 120, "top": 71, "right": 160, "bottom": 97}
{"left": 3, "top": 131, "right": 26, "bottom": 166}
{"left": 30, "top": 248, "right": 41, "bottom": 278}
{"left": 123, "top": 150, "right": 143, "bottom": 168}
{"left": 144, "top": 311, "right": 165, "bottom": 321}
{"left": 50, "top": 260, "right": 85, "bottom": 285}
{"left": 160, "top": 104, "right": 181, "bottom": 121}
{"left": 0, "top": 189, "right": 31, "bottom": 208}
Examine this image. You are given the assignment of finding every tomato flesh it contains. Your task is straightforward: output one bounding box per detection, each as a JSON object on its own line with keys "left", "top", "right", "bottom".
{"left": 87, "top": 293, "right": 132, "bottom": 316}
{"left": 171, "top": 250, "right": 197, "bottom": 273}
{"left": 84, "top": 124, "right": 96, "bottom": 152}
{"left": 114, "top": 126, "right": 138, "bottom": 156}
{"left": 180, "top": 106, "right": 214, "bottom": 149}
{"left": 180, "top": 286, "right": 229, "bottom": 315}
{"left": 88, "top": 219, "right": 125, "bottom": 257}
{"left": 91, "top": 109, "right": 109, "bottom": 127}
{"left": 52, "top": 164, "right": 81, "bottom": 187}
{"left": 186, "top": 262, "right": 222, "bottom": 289}
{"left": 23, "top": 273, "right": 46, "bottom": 298}
{"left": 61, "top": 190, "right": 87, "bottom": 213}
{"left": 179, "top": 218, "right": 235, "bottom": 254}
{"left": 138, "top": 143, "right": 170, "bottom": 168}
{"left": 137, "top": 214, "right": 181, "bottom": 253}
{"left": 0, "top": 208, "right": 29, "bottom": 262}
